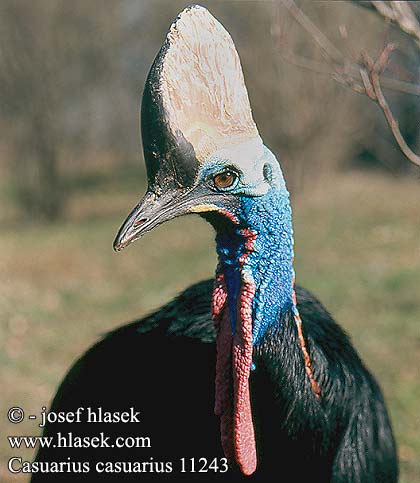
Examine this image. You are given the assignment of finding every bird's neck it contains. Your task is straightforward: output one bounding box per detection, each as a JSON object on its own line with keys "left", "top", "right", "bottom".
{"left": 209, "top": 186, "right": 296, "bottom": 475}
{"left": 215, "top": 186, "right": 295, "bottom": 345}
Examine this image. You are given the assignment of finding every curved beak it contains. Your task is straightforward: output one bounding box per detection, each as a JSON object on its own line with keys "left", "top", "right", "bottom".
{"left": 113, "top": 190, "right": 178, "bottom": 251}
{"left": 113, "top": 188, "right": 220, "bottom": 251}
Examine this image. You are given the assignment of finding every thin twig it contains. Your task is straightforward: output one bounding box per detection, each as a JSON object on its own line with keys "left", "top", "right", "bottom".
{"left": 370, "top": 62, "right": 420, "bottom": 167}
{"left": 281, "top": 0, "right": 344, "bottom": 63}
{"left": 340, "top": 43, "right": 420, "bottom": 167}
{"left": 277, "top": 0, "right": 420, "bottom": 168}
{"left": 349, "top": 1, "right": 420, "bottom": 48}
{"left": 359, "top": 68, "right": 376, "bottom": 100}
{"left": 278, "top": 46, "right": 420, "bottom": 95}
{"left": 373, "top": 1, "right": 420, "bottom": 47}
{"left": 279, "top": 0, "right": 420, "bottom": 96}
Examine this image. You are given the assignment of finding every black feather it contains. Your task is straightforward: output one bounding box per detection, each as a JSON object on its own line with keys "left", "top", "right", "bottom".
{"left": 32, "top": 281, "right": 397, "bottom": 482}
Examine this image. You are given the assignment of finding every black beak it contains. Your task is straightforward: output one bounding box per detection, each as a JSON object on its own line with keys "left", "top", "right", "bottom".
{"left": 113, "top": 187, "right": 220, "bottom": 251}
{"left": 113, "top": 190, "right": 178, "bottom": 251}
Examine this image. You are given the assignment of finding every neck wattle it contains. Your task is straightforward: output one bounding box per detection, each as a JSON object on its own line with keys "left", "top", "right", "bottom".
{"left": 210, "top": 188, "right": 296, "bottom": 476}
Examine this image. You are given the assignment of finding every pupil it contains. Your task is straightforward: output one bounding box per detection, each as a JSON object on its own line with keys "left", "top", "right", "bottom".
{"left": 215, "top": 171, "right": 235, "bottom": 189}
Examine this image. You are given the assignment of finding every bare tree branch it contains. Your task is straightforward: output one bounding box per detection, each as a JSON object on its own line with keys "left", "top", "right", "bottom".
{"left": 278, "top": 0, "right": 420, "bottom": 169}
{"left": 274, "top": 42, "right": 420, "bottom": 95}
{"left": 352, "top": 1, "right": 420, "bottom": 47}
{"left": 278, "top": 1, "right": 420, "bottom": 96}
{"left": 281, "top": 0, "right": 344, "bottom": 63}
{"left": 369, "top": 50, "right": 420, "bottom": 166}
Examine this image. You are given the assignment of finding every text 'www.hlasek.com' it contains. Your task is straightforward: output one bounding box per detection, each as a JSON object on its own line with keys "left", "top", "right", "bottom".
{"left": 6, "top": 406, "right": 228, "bottom": 476}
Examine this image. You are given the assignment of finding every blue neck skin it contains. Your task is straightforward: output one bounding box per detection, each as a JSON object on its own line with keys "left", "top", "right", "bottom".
{"left": 215, "top": 184, "right": 296, "bottom": 346}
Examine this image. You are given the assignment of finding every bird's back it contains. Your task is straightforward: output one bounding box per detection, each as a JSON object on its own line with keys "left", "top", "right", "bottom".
{"left": 33, "top": 281, "right": 397, "bottom": 482}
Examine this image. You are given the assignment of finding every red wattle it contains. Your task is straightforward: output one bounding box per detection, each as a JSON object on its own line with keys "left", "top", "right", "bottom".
{"left": 212, "top": 272, "right": 258, "bottom": 476}
{"left": 213, "top": 274, "right": 234, "bottom": 460}
{"left": 232, "top": 280, "right": 257, "bottom": 475}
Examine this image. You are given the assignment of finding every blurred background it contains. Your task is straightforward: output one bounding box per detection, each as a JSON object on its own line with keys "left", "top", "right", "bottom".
{"left": 0, "top": 1, "right": 419, "bottom": 481}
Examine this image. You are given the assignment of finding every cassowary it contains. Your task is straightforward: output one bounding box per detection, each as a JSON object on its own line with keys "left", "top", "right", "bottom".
{"left": 33, "top": 5, "right": 397, "bottom": 482}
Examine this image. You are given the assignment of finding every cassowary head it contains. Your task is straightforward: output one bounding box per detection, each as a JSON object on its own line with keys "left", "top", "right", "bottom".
{"left": 114, "top": 4, "right": 300, "bottom": 477}
{"left": 113, "top": 4, "right": 289, "bottom": 251}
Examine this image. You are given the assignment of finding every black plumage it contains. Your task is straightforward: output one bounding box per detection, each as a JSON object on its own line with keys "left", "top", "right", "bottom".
{"left": 32, "top": 5, "right": 398, "bottom": 481}
{"left": 33, "top": 281, "right": 397, "bottom": 482}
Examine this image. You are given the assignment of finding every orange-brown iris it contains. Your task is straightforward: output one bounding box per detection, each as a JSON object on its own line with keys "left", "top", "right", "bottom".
{"left": 214, "top": 171, "right": 236, "bottom": 189}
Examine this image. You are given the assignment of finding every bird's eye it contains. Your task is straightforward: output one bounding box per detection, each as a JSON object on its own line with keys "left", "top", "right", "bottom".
{"left": 213, "top": 171, "right": 237, "bottom": 190}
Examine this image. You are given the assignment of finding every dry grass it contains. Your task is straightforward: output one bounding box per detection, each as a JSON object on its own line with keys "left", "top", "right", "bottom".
{"left": 0, "top": 171, "right": 419, "bottom": 482}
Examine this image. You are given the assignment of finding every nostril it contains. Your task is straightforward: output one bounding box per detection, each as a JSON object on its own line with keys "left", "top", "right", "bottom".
{"left": 134, "top": 218, "right": 148, "bottom": 227}
{"left": 263, "top": 163, "right": 273, "bottom": 183}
